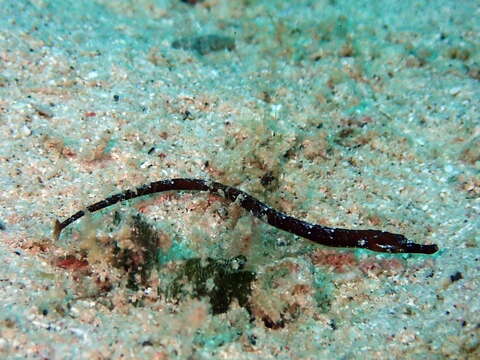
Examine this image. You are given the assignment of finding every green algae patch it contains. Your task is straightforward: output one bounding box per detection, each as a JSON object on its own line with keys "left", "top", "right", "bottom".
{"left": 168, "top": 255, "right": 256, "bottom": 314}
{"left": 172, "top": 34, "right": 235, "bottom": 55}
{"left": 112, "top": 214, "right": 160, "bottom": 290}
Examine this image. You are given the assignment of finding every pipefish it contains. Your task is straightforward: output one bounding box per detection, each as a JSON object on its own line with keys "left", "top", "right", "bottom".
{"left": 54, "top": 178, "right": 438, "bottom": 254}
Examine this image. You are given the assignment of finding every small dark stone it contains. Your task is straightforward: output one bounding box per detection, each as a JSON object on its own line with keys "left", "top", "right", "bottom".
{"left": 0, "top": 220, "right": 5, "bottom": 230}
{"left": 262, "top": 316, "right": 285, "bottom": 329}
{"left": 142, "top": 340, "right": 153, "bottom": 347}
{"left": 182, "top": 110, "right": 192, "bottom": 120}
{"left": 260, "top": 171, "right": 275, "bottom": 186}
{"left": 450, "top": 271, "right": 463, "bottom": 282}
{"left": 113, "top": 94, "right": 119, "bottom": 102}
{"left": 259, "top": 91, "right": 271, "bottom": 103}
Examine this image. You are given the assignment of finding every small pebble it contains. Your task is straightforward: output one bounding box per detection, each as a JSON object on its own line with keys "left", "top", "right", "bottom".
{"left": 450, "top": 271, "right": 463, "bottom": 282}
{"left": 449, "top": 87, "right": 461, "bottom": 96}
{"left": 20, "top": 125, "right": 32, "bottom": 137}
{"left": 32, "top": 103, "right": 53, "bottom": 118}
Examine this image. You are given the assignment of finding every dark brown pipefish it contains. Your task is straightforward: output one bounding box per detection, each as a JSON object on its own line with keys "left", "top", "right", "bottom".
{"left": 54, "top": 178, "right": 438, "bottom": 254}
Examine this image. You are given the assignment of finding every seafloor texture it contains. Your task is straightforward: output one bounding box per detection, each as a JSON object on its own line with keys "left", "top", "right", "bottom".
{"left": 0, "top": 0, "right": 479, "bottom": 359}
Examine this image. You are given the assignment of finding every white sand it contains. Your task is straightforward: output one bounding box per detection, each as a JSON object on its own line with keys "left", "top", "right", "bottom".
{"left": 0, "top": 0, "right": 478, "bottom": 359}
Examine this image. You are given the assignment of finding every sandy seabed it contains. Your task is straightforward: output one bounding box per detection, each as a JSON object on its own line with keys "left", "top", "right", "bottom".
{"left": 0, "top": 0, "right": 479, "bottom": 359}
